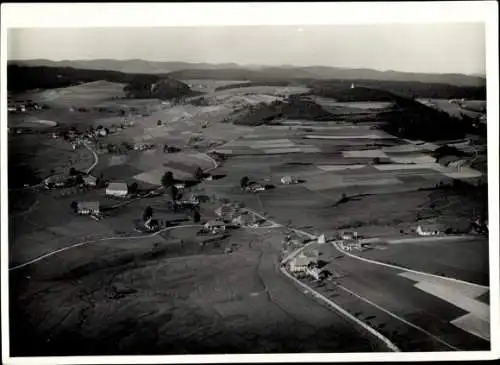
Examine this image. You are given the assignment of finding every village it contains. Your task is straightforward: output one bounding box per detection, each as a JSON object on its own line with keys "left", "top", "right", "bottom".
{"left": 6, "top": 64, "right": 490, "bottom": 354}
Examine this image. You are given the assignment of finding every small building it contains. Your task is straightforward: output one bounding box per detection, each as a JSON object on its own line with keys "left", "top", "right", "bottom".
{"left": 181, "top": 194, "right": 200, "bottom": 206}
{"left": 174, "top": 183, "right": 186, "bottom": 190}
{"left": 416, "top": 225, "right": 439, "bottom": 237}
{"left": 83, "top": 175, "right": 97, "bottom": 187}
{"left": 289, "top": 256, "right": 311, "bottom": 274}
{"left": 144, "top": 217, "right": 160, "bottom": 232}
{"left": 317, "top": 234, "right": 326, "bottom": 245}
{"left": 106, "top": 182, "right": 128, "bottom": 198}
{"left": 281, "top": 175, "right": 298, "bottom": 185}
{"left": 44, "top": 174, "right": 68, "bottom": 189}
{"left": 246, "top": 183, "right": 266, "bottom": 193}
{"left": 306, "top": 266, "right": 323, "bottom": 281}
{"left": 204, "top": 220, "right": 226, "bottom": 234}
{"left": 98, "top": 129, "right": 108, "bottom": 137}
{"left": 77, "top": 201, "right": 100, "bottom": 215}
{"left": 341, "top": 231, "right": 358, "bottom": 241}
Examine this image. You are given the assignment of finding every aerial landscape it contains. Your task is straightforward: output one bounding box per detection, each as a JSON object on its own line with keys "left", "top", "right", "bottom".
{"left": 4, "top": 23, "right": 490, "bottom": 357}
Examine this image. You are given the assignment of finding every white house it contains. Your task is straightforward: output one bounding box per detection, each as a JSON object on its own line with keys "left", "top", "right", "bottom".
{"left": 289, "top": 256, "right": 311, "bottom": 274}
{"left": 204, "top": 220, "right": 226, "bottom": 234}
{"left": 416, "top": 225, "right": 439, "bottom": 236}
{"left": 77, "top": 201, "right": 100, "bottom": 215}
{"left": 106, "top": 182, "right": 128, "bottom": 198}
{"left": 281, "top": 175, "right": 298, "bottom": 185}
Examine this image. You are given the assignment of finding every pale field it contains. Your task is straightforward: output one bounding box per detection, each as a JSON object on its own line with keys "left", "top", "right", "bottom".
{"left": 34, "top": 81, "right": 126, "bottom": 107}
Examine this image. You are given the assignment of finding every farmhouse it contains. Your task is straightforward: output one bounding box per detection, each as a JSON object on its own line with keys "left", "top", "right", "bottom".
{"left": 416, "top": 225, "right": 439, "bottom": 236}
{"left": 289, "top": 256, "right": 312, "bottom": 274}
{"left": 246, "top": 183, "right": 266, "bottom": 193}
{"left": 44, "top": 174, "right": 68, "bottom": 189}
{"left": 204, "top": 220, "right": 226, "bottom": 234}
{"left": 281, "top": 175, "right": 298, "bottom": 185}
{"left": 77, "top": 201, "right": 100, "bottom": 215}
{"left": 83, "top": 175, "right": 97, "bottom": 187}
{"left": 341, "top": 231, "right": 358, "bottom": 241}
{"left": 106, "top": 182, "right": 128, "bottom": 198}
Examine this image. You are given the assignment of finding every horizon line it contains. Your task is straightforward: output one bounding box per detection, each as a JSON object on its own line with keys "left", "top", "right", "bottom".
{"left": 7, "top": 58, "right": 486, "bottom": 78}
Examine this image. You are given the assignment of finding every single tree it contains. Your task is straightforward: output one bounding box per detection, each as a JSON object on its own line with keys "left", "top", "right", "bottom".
{"left": 240, "top": 176, "right": 250, "bottom": 189}
{"left": 163, "top": 144, "right": 169, "bottom": 153}
{"left": 129, "top": 182, "right": 139, "bottom": 194}
{"left": 121, "top": 141, "right": 132, "bottom": 151}
{"left": 161, "top": 171, "right": 174, "bottom": 188}
{"left": 75, "top": 175, "right": 84, "bottom": 185}
{"left": 70, "top": 201, "right": 78, "bottom": 213}
{"left": 157, "top": 120, "right": 162, "bottom": 126}
{"left": 97, "top": 125, "right": 103, "bottom": 130}
{"left": 170, "top": 185, "right": 179, "bottom": 203}
{"left": 193, "top": 210, "right": 201, "bottom": 223}
{"left": 194, "top": 166, "right": 204, "bottom": 181}
{"left": 96, "top": 172, "right": 105, "bottom": 188}
{"left": 104, "top": 127, "right": 110, "bottom": 135}
{"left": 143, "top": 206, "right": 153, "bottom": 222}
{"left": 69, "top": 167, "right": 78, "bottom": 176}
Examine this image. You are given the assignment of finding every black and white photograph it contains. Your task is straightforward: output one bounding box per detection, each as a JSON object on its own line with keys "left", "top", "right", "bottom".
{"left": 1, "top": 2, "right": 499, "bottom": 364}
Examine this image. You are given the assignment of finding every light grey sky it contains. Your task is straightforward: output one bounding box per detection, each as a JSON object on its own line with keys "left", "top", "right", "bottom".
{"left": 8, "top": 24, "right": 486, "bottom": 75}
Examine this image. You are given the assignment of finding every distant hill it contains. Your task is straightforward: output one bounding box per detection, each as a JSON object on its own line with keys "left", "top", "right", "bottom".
{"left": 9, "top": 59, "right": 486, "bottom": 87}
{"left": 7, "top": 65, "right": 193, "bottom": 100}
{"left": 308, "top": 79, "right": 486, "bottom": 100}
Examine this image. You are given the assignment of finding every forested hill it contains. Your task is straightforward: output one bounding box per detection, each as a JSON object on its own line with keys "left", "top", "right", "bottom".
{"left": 7, "top": 65, "right": 193, "bottom": 100}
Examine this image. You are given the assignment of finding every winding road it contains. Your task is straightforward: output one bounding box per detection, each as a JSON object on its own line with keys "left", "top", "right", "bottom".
{"left": 244, "top": 207, "right": 490, "bottom": 351}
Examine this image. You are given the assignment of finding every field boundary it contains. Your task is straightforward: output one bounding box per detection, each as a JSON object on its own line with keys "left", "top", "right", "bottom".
{"left": 279, "top": 265, "right": 400, "bottom": 352}
{"left": 9, "top": 224, "right": 202, "bottom": 271}
{"left": 332, "top": 242, "right": 488, "bottom": 290}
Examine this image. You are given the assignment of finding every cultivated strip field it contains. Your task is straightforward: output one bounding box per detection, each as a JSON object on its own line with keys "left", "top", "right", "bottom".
{"left": 8, "top": 79, "right": 489, "bottom": 355}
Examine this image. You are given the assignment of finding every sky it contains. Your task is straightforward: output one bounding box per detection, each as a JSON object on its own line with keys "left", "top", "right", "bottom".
{"left": 7, "top": 24, "right": 486, "bottom": 75}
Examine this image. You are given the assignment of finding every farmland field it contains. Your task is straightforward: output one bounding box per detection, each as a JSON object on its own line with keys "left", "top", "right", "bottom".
{"left": 8, "top": 76, "right": 489, "bottom": 356}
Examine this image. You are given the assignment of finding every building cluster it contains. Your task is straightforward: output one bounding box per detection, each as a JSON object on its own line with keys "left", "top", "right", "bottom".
{"left": 280, "top": 175, "right": 299, "bottom": 185}
{"left": 44, "top": 171, "right": 98, "bottom": 190}
{"left": 215, "top": 203, "right": 262, "bottom": 228}
{"left": 134, "top": 143, "right": 155, "bottom": 151}
{"left": 8, "top": 99, "right": 44, "bottom": 113}
{"left": 288, "top": 249, "right": 331, "bottom": 281}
